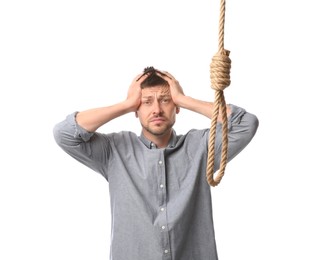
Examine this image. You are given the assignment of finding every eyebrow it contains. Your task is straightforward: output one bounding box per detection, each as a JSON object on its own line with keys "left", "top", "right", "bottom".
{"left": 141, "top": 96, "right": 153, "bottom": 100}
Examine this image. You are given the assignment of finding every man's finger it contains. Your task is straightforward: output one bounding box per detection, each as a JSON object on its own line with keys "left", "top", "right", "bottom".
{"left": 136, "top": 72, "right": 149, "bottom": 82}
{"left": 156, "top": 70, "right": 173, "bottom": 80}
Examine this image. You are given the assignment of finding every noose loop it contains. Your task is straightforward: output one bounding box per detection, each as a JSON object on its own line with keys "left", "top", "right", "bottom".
{"left": 206, "top": 0, "right": 231, "bottom": 187}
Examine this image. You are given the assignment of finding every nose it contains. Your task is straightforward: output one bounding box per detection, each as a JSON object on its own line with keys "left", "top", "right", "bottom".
{"left": 152, "top": 100, "right": 162, "bottom": 115}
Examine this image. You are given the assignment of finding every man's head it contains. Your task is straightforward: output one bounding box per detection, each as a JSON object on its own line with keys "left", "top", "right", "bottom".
{"left": 136, "top": 67, "right": 180, "bottom": 143}
{"left": 140, "top": 66, "right": 170, "bottom": 89}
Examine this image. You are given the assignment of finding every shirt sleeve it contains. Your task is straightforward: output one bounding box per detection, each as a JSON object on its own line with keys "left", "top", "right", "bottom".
{"left": 213, "top": 104, "right": 259, "bottom": 172}
{"left": 53, "top": 112, "right": 111, "bottom": 179}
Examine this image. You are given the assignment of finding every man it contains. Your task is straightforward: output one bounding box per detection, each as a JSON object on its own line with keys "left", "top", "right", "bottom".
{"left": 53, "top": 67, "right": 259, "bottom": 260}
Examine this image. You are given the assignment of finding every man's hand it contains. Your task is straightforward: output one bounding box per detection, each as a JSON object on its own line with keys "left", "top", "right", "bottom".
{"left": 126, "top": 73, "right": 148, "bottom": 112}
{"left": 157, "top": 71, "right": 185, "bottom": 107}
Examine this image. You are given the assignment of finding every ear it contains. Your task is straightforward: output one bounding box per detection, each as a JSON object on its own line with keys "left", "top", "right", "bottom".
{"left": 176, "top": 106, "right": 180, "bottom": 114}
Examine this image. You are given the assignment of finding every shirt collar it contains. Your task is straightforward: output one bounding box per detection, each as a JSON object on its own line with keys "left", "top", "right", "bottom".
{"left": 139, "top": 130, "right": 177, "bottom": 149}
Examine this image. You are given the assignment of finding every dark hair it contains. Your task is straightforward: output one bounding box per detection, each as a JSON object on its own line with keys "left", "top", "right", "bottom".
{"left": 140, "top": 66, "right": 169, "bottom": 89}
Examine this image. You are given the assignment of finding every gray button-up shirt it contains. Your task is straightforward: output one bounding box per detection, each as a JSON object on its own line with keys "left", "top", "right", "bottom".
{"left": 53, "top": 104, "right": 258, "bottom": 260}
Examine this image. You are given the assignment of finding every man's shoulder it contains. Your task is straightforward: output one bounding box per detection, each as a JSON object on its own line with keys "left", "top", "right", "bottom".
{"left": 185, "top": 128, "right": 209, "bottom": 137}
{"left": 106, "top": 131, "right": 138, "bottom": 140}
{"left": 174, "top": 128, "right": 209, "bottom": 146}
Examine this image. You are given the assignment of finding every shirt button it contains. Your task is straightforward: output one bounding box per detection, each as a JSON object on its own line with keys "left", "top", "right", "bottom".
{"left": 160, "top": 184, "right": 164, "bottom": 188}
{"left": 164, "top": 249, "right": 169, "bottom": 254}
{"left": 161, "top": 225, "right": 166, "bottom": 230}
{"left": 158, "top": 160, "right": 163, "bottom": 165}
{"left": 160, "top": 207, "right": 165, "bottom": 211}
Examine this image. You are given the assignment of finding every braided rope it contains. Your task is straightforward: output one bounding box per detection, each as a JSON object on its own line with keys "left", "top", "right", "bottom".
{"left": 206, "top": 0, "right": 231, "bottom": 187}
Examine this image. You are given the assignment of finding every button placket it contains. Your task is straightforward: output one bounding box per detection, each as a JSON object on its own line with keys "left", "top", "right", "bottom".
{"left": 156, "top": 153, "right": 171, "bottom": 259}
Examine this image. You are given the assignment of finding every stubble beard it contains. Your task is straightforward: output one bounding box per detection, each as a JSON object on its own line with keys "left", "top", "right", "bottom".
{"left": 142, "top": 121, "right": 174, "bottom": 137}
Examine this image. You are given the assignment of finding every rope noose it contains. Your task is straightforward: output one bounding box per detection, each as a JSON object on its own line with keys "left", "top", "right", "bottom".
{"left": 206, "top": 0, "right": 231, "bottom": 187}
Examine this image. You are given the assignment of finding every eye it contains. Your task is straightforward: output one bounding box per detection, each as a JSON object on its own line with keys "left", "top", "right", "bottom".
{"left": 161, "top": 98, "right": 170, "bottom": 104}
{"left": 142, "top": 100, "right": 152, "bottom": 105}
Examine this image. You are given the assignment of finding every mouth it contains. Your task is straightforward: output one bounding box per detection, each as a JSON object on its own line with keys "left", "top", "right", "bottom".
{"left": 150, "top": 117, "right": 165, "bottom": 124}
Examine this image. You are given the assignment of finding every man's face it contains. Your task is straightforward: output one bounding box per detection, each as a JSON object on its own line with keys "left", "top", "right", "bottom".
{"left": 137, "top": 85, "right": 179, "bottom": 138}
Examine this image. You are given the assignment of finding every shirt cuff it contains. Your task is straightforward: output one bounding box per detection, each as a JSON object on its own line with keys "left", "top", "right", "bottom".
{"left": 66, "top": 112, "right": 95, "bottom": 142}
{"left": 227, "top": 104, "right": 246, "bottom": 130}
{"left": 216, "top": 104, "right": 246, "bottom": 131}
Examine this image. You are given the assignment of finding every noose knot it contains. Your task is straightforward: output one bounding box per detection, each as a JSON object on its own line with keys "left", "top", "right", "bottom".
{"left": 210, "top": 49, "right": 231, "bottom": 91}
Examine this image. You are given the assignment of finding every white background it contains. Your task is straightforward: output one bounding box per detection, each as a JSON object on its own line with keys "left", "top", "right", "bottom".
{"left": 1, "top": 0, "right": 312, "bottom": 259}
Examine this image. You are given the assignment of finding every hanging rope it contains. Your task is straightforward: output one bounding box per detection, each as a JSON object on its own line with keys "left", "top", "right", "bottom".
{"left": 206, "top": 0, "right": 231, "bottom": 187}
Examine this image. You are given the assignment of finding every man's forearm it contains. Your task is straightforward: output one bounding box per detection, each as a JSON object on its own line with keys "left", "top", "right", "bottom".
{"left": 76, "top": 100, "right": 134, "bottom": 132}
{"left": 176, "top": 95, "right": 231, "bottom": 121}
